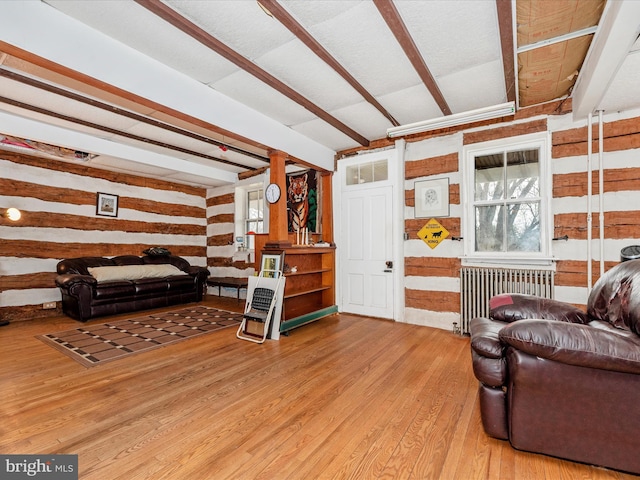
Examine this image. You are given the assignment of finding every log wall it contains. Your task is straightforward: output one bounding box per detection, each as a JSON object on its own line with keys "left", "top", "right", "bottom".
{"left": 402, "top": 108, "right": 640, "bottom": 329}
{"left": 1, "top": 151, "right": 207, "bottom": 322}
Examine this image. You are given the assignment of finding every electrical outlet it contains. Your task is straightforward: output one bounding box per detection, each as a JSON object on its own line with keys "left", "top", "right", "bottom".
{"left": 43, "top": 302, "right": 56, "bottom": 309}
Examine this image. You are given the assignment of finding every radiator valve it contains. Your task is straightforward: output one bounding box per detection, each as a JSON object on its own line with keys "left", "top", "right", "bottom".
{"left": 452, "top": 322, "right": 461, "bottom": 335}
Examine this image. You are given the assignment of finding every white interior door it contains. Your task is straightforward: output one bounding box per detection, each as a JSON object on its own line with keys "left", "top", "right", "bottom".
{"left": 341, "top": 184, "right": 394, "bottom": 319}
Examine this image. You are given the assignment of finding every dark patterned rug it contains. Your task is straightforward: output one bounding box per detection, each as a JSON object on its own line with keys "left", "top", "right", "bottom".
{"left": 37, "top": 306, "right": 243, "bottom": 367}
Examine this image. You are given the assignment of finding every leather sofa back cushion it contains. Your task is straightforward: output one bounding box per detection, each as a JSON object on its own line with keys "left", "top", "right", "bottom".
{"left": 499, "top": 319, "right": 640, "bottom": 375}
{"left": 588, "top": 259, "right": 640, "bottom": 335}
{"left": 490, "top": 294, "right": 588, "bottom": 324}
{"left": 88, "top": 264, "right": 183, "bottom": 283}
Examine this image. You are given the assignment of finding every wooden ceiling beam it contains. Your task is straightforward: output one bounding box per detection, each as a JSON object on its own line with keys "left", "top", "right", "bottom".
{"left": 0, "top": 68, "right": 266, "bottom": 167}
{"left": 135, "top": 0, "right": 370, "bottom": 147}
{"left": 496, "top": 0, "right": 517, "bottom": 104}
{"left": 373, "top": 0, "right": 451, "bottom": 116}
{"left": 0, "top": 94, "right": 256, "bottom": 171}
{"left": 258, "top": 0, "right": 399, "bottom": 127}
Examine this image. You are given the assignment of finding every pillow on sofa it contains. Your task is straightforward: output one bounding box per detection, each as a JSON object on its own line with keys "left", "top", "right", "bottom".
{"left": 143, "top": 247, "right": 171, "bottom": 256}
{"left": 88, "top": 264, "right": 183, "bottom": 282}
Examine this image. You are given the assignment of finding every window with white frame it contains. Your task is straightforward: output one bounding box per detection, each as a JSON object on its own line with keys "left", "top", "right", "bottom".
{"left": 463, "top": 133, "right": 551, "bottom": 264}
{"left": 234, "top": 184, "right": 265, "bottom": 251}
{"left": 244, "top": 188, "right": 264, "bottom": 249}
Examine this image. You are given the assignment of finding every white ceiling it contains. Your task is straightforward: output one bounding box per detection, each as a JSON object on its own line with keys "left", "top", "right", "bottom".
{"left": 0, "top": 0, "right": 639, "bottom": 187}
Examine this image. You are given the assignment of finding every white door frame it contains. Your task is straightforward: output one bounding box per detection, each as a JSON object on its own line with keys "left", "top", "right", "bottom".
{"left": 333, "top": 141, "right": 405, "bottom": 322}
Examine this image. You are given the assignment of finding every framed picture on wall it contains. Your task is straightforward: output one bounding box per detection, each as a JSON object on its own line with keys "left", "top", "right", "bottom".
{"left": 414, "top": 178, "right": 449, "bottom": 218}
{"left": 96, "top": 192, "right": 119, "bottom": 217}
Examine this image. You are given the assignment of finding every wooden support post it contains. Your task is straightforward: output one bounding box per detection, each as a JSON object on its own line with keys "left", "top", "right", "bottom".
{"left": 320, "top": 172, "right": 334, "bottom": 244}
{"left": 266, "top": 150, "right": 291, "bottom": 248}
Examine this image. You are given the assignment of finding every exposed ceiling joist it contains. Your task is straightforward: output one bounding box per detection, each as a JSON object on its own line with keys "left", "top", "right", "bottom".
{"left": 373, "top": 0, "right": 452, "bottom": 116}
{"left": 134, "top": 0, "right": 370, "bottom": 147}
{"left": 0, "top": 67, "right": 267, "bottom": 168}
{"left": 0, "top": 109, "right": 239, "bottom": 184}
{"left": 496, "top": 0, "right": 516, "bottom": 103}
{"left": 257, "top": 0, "right": 400, "bottom": 127}
{"left": 1, "top": 0, "right": 634, "bottom": 187}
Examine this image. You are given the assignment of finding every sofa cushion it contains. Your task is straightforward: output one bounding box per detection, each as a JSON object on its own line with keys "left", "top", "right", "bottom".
{"left": 166, "top": 275, "right": 195, "bottom": 291}
{"left": 88, "top": 264, "right": 183, "bottom": 282}
{"left": 133, "top": 278, "right": 169, "bottom": 295}
{"left": 490, "top": 293, "right": 588, "bottom": 324}
{"left": 499, "top": 319, "right": 640, "bottom": 374}
{"left": 94, "top": 281, "right": 136, "bottom": 299}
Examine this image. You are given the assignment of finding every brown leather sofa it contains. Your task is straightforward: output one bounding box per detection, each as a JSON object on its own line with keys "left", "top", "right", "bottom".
{"left": 55, "top": 255, "right": 209, "bottom": 322}
{"left": 470, "top": 259, "right": 640, "bottom": 474}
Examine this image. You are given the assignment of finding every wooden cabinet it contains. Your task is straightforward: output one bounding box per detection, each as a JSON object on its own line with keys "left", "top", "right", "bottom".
{"left": 281, "top": 246, "right": 336, "bottom": 332}
{"left": 256, "top": 166, "right": 336, "bottom": 334}
{"left": 259, "top": 244, "right": 337, "bottom": 334}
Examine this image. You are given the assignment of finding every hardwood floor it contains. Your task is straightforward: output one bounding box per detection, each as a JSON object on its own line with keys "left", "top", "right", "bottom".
{"left": 1, "top": 296, "right": 636, "bottom": 480}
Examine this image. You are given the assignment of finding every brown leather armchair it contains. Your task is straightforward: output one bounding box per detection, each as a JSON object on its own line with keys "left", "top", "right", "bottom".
{"left": 470, "top": 259, "right": 640, "bottom": 474}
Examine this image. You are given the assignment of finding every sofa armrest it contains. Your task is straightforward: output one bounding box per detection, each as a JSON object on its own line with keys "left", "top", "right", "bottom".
{"left": 499, "top": 319, "right": 640, "bottom": 375}
{"left": 55, "top": 274, "right": 97, "bottom": 290}
{"left": 470, "top": 317, "right": 509, "bottom": 387}
{"left": 470, "top": 317, "right": 506, "bottom": 358}
{"left": 187, "top": 266, "right": 210, "bottom": 279}
{"left": 490, "top": 293, "right": 589, "bottom": 324}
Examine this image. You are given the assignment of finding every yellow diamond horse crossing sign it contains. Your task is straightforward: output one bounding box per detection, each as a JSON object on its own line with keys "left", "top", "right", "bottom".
{"left": 417, "top": 218, "right": 449, "bottom": 249}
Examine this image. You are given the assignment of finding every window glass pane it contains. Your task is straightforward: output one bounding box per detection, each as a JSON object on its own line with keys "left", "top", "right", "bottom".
{"left": 507, "top": 149, "right": 539, "bottom": 200}
{"left": 475, "top": 205, "right": 504, "bottom": 252}
{"left": 247, "top": 190, "right": 263, "bottom": 220}
{"left": 373, "top": 160, "right": 388, "bottom": 181}
{"left": 346, "top": 165, "right": 359, "bottom": 185}
{"left": 359, "top": 163, "right": 374, "bottom": 183}
{"left": 475, "top": 154, "right": 504, "bottom": 201}
{"left": 346, "top": 160, "right": 388, "bottom": 185}
{"left": 507, "top": 202, "right": 540, "bottom": 252}
{"left": 246, "top": 220, "right": 264, "bottom": 234}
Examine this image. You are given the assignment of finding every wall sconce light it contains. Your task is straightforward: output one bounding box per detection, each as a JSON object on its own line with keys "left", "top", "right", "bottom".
{"left": 386, "top": 102, "right": 516, "bottom": 138}
{"left": 3, "top": 207, "right": 22, "bottom": 222}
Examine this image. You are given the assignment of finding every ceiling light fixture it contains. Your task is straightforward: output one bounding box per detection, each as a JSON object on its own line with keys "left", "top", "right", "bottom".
{"left": 386, "top": 101, "right": 516, "bottom": 138}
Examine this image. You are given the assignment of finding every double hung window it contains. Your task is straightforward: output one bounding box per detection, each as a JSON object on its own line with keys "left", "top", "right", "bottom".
{"left": 463, "top": 133, "right": 551, "bottom": 264}
{"left": 245, "top": 189, "right": 264, "bottom": 236}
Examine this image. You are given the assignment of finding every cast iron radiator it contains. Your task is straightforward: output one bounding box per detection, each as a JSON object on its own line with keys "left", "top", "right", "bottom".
{"left": 459, "top": 267, "right": 554, "bottom": 334}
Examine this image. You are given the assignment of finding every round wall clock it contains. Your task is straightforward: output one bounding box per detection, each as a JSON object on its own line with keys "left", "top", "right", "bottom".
{"left": 265, "top": 183, "right": 281, "bottom": 204}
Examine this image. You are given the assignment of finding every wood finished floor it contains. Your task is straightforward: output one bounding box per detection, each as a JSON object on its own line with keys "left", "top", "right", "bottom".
{"left": 1, "top": 296, "right": 637, "bottom": 480}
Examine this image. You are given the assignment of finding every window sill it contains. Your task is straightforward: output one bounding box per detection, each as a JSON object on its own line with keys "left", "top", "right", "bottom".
{"left": 460, "top": 255, "right": 556, "bottom": 270}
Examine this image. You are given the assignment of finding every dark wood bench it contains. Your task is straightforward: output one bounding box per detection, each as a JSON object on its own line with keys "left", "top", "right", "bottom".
{"left": 206, "top": 277, "right": 248, "bottom": 301}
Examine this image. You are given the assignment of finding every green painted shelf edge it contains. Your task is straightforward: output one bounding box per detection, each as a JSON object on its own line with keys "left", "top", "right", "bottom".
{"left": 280, "top": 305, "right": 338, "bottom": 333}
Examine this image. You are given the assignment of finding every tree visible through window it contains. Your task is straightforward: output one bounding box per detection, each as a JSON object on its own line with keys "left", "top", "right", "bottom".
{"left": 474, "top": 148, "right": 541, "bottom": 253}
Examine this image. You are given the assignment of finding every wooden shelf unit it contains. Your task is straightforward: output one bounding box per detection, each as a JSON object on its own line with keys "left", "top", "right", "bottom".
{"left": 256, "top": 167, "right": 336, "bottom": 334}
{"left": 260, "top": 244, "right": 337, "bottom": 333}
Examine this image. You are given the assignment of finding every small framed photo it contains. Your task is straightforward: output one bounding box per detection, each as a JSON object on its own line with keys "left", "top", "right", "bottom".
{"left": 260, "top": 252, "right": 284, "bottom": 277}
{"left": 96, "top": 192, "right": 119, "bottom": 217}
{"left": 414, "top": 178, "right": 449, "bottom": 218}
